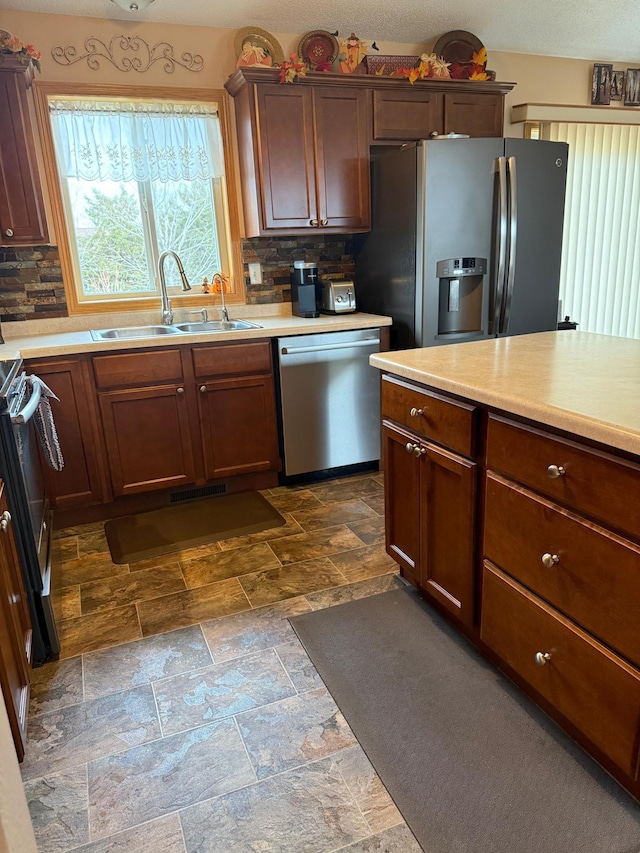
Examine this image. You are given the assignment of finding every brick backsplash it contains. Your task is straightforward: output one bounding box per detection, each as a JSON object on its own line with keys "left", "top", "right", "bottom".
{"left": 0, "top": 246, "right": 68, "bottom": 322}
{"left": 0, "top": 235, "right": 356, "bottom": 321}
{"left": 242, "top": 235, "right": 355, "bottom": 303}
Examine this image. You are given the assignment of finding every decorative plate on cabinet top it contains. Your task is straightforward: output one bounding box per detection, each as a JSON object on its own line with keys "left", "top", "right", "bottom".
{"left": 433, "top": 30, "right": 485, "bottom": 65}
{"left": 297, "top": 30, "right": 339, "bottom": 71}
{"left": 234, "top": 26, "right": 284, "bottom": 68}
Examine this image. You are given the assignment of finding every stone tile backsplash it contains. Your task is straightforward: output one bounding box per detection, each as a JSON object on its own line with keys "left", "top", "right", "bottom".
{"left": 0, "top": 245, "right": 67, "bottom": 322}
{"left": 0, "top": 235, "right": 355, "bottom": 322}
{"left": 242, "top": 235, "right": 355, "bottom": 304}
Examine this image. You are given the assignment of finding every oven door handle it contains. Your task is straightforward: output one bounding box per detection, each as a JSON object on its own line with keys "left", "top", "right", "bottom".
{"left": 11, "top": 381, "right": 42, "bottom": 425}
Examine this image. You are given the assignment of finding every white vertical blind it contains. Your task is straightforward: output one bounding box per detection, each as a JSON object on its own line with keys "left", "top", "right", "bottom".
{"left": 547, "top": 122, "right": 640, "bottom": 339}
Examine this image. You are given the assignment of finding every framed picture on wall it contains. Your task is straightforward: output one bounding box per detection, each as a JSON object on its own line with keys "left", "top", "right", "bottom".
{"left": 610, "top": 70, "right": 625, "bottom": 101}
{"left": 591, "top": 63, "right": 613, "bottom": 105}
{"left": 624, "top": 69, "right": 640, "bottom": 105}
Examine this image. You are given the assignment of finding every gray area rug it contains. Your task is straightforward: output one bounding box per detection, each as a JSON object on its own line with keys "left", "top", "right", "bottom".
{"left": 291, "top": 588, "right": 640, "bottom": 853}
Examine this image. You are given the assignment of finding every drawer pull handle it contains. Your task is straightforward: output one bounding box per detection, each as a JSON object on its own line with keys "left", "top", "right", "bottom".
{"left": 535, "top": 651, "right": 552, "bottom": 666}
{"left": 541, "top": 552, "right": 560, "bottom": 568}
{"left": 405, "top": 442, "right": 426, "bottom": 457}
{"left": 547, "top": 464, "right": 566, "bottom": 479}
{"left": 409, "top": 407, "right": 424, "bottom": 417}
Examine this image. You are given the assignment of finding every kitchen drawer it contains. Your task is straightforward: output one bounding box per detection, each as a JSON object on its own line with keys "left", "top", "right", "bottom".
{"left": 192, "top": 341, "right": 272, "bottom": 379}
{"left": 382, "top": 374, "right": 476, "bottom": 458}
{"left": 486, "top": 415, "right": 640, "bottom": 541}
{"left": 481, "top": 562, "right": 640, "bottom": 779}
{"left": 484, "top": 472, "right": 640, "bottom": 667}
{"left": 92, "top": 349, "right": 184, "bottom": 390}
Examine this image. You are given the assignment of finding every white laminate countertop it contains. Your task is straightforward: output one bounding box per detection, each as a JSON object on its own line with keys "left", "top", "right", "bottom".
{"left": 0, "top": 312, "right": 391, "bottom": 361}
{"left": 370, "top": 331, "right": 640, "bottom": 456}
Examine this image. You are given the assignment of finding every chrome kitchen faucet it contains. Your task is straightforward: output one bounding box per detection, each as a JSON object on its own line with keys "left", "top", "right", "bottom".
{"left": 158, "top": 251, "right": 192, "bottom": 325}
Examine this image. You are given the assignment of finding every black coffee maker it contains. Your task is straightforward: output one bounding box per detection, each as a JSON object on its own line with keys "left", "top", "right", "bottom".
{"left": 290, "top": 261, "right": 319, "bottom": 318}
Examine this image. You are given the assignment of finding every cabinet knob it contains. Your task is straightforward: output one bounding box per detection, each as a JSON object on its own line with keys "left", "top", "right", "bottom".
{"left": 5, "top": 228, "right": 13, "bottom": 238}
{"left": 430, "top": 131, "right": 439, "bottom": 138}
{"left": 0, "top": 510, "right": 11, "bottom": 532}
{"left": 535, "top": 651, "right": 552, "bottom": 666}
{"left": 176, "top": 387, "right": 185, "bottom": 395}
{"left": 310, "top": 219, "right": 319, "bottom": 227}
{"left": 405, "top": 442, "right": 416, "bottom": 454}
{"left": 547, "top": 464, "right": 566, "bottom": 479}
{"left": 199, "top": 385, "right": 207, "bottom": 393}
{"left": 541, "top": 552, "right": 560, "bottom": 568}
{"left": 320, "top": 218, "right": 328, "bottom": 226}
{"left": 409, "top": 407, "right": 424, "bottom": 417}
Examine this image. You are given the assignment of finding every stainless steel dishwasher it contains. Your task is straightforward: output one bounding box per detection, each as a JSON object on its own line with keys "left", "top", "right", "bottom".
{"left": 277, "top": 329, "right": 381, "bottom": 477}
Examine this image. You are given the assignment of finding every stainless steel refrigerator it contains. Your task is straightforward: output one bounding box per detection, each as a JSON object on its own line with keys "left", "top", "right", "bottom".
{"left": 354, "top": 138, "right": 568, "bottom": 349}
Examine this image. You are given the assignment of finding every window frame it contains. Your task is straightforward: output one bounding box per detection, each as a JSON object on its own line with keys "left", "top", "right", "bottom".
{"left": 33, "top": 81, "right": 244, "bottom": 315}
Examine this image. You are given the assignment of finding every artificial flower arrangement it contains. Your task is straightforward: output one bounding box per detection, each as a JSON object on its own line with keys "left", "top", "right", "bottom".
{"left": 278, "top": 53, "right": 309, "bottom": 83}
{"left": 0, "top": 31, "right": 42, "bottom": 72}
{"left": 391, "top": 48, "right": 489, "bottom": 83}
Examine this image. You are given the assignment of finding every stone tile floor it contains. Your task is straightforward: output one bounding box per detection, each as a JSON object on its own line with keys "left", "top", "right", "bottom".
{"left": 23, "top": 472, "right": 423, "bottom": 853}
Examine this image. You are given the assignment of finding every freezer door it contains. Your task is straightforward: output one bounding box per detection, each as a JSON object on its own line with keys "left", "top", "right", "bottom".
{"left": 419, "top": 138, "right": 505, "bottom": 346}
{"left": 501, "top": 139, "right": 568, "bottom": 336}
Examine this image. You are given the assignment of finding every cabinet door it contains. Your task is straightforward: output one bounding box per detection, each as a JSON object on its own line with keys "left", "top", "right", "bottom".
{"left": 255, "top": 84, "right": 318, "bottom": 230}
{"left": 383, "top": 423, "right": 421, "bottom": 588}
{"left": 27, "top": 357, "right": 107, "bottom": 509}
{"left": 0, "top": 64, "right": 48, "bottom": 245}
{"left": 443, "top": 92, "right": 504, "bottom": 138}
{"left": 420, "top": 442, "right": 476, "bottom": 627}
{"left": 99, "top": 385, "right": 196, "bottom": 496}
{"left": 199, "top": 375, "right": 280, "bottom": 479}
{"left": 313, "top": 86, "right": 371, "bottom": 230}
{"left": 0, "top": 481, "right": 31, "bottom": 761}
{"left": 372, "top": 89, "right": 443, "bottom": 141}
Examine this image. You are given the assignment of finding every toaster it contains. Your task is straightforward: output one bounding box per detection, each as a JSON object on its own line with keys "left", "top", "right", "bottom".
{"left": 320, "top": 279, "right": 356, "bottom": 314}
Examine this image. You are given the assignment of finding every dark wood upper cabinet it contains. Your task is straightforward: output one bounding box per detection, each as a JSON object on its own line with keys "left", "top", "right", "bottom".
{"left": 0, "top": 57, "right": 48, "bottom": 246}
{"left": 372, "top": 89, "right": 443, "bottom": 142}
{"left": 443, "top": 92, "right": 505, "bottom": 138}
{"left": 228, "top": 71, "right": 370, "bottom": 235}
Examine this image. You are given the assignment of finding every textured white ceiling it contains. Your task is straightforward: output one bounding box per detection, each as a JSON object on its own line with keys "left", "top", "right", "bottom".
{"left": 0, "top": 0, "right": 638, "bottom": 62}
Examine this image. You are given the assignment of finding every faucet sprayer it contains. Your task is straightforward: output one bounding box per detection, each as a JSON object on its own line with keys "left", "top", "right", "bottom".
{"left": 158, "top": 251, "right": 192, "bottom": 325}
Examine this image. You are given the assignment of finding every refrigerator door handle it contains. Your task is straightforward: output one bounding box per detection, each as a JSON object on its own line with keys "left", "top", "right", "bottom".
{"left": 500, "top": 155, "right": 518, "bottom": 334}
{"left": 490, "top": 156, "right": 508, "bottom": 335}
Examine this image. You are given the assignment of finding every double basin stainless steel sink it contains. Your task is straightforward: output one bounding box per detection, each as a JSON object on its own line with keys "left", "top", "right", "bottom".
{"left": 90, "top": 319, "right": 261, "bottom": 341}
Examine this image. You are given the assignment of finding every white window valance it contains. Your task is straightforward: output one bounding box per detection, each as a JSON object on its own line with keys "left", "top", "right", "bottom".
{"left": 49, "top": 99, "right": 224, "bottom": 182}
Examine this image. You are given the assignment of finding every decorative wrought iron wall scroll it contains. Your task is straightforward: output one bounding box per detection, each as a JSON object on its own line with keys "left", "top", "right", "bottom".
{"left": 51, "top": 36, "right": 204, "bottom": 73}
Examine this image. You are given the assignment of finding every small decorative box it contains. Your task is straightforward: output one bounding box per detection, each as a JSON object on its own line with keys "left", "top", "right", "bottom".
{"left": 364, "top": 54, "right": 419, "bottom": 75}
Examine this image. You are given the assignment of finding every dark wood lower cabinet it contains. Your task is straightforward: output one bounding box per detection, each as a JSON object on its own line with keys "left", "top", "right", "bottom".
{"left": 383, "top": 421, "right": 476, "bottom": 625}
{"left": 198, "top": 374, "right": 279, "bottom": 480}
{"left": 0, "top": 480, "right": 31, "bottom": 761}
{"left": 27, "top": 356, "right": 107, "bottom": 509}
{"left": 99, "top": 384, "right": 196, "bottom": 497}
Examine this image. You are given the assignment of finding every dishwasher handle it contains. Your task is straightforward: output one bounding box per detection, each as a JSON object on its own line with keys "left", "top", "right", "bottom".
{"left": 280, "top": 338, "right": 380, "bottom": 356}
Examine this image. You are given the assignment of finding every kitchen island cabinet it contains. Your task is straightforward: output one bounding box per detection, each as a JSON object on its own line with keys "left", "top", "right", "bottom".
{"left": 382, "top": 375, "right": 477, "bottom": 624}
{"left": 371, "top": 331, "right": 640, "bottom": 799}
{"left": 0, "top": 479, "right": 31, "bottom": 761}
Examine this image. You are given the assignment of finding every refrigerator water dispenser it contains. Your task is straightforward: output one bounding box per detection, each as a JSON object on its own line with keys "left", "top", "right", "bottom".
{"left": 436, "top": 257, "right": 487, "bottom": 335}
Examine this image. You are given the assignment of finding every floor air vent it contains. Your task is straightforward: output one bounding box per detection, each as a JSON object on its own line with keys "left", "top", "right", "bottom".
{"left": 169, "top": 483, "right": 227, "bottom": 503}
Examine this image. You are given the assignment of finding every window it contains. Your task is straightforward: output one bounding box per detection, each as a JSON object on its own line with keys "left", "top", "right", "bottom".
{"left": 34, "top": 85, "right": 242, "bottom": 313}
{"left": 541, "top": 122, "right": 640, "bottom": 339}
